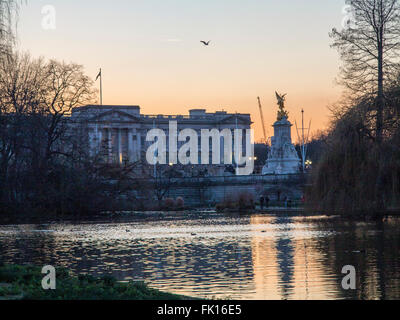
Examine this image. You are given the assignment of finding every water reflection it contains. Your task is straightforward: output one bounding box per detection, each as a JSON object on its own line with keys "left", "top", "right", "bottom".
{"left": 0, "top": 214, "right": 399, "bottom": 300}
{"left": 249, "top": 216, "right": 339, "bottom": 299}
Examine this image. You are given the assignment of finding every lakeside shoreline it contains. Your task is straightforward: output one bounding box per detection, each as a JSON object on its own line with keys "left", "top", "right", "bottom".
{"left": 0, "top": 265, "right": 196, "bottom": 300}
{"left": 0, "top": 207, "right": 399, "bottom": 226}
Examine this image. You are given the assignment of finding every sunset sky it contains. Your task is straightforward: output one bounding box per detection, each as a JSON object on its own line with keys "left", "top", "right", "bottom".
{"left": 18, "top": 0, "right": 346, "bottom": 142}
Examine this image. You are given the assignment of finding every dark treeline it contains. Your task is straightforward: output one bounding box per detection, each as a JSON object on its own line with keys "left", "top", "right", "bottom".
{"left": 0, "top": 52, "right": 112, "bottom": 216}
{"left": 308, "top": 0, "right": 400, "bottom": 215}
{"left": 308, "top": 81, "right": 400, "bottom": 214}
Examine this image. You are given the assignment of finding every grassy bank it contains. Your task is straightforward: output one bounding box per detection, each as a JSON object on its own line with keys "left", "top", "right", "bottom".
{"left": 0, "top": 265, "right": 193, "bottom": 300}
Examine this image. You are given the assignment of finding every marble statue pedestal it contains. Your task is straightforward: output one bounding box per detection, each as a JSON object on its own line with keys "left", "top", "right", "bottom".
{"left": 262, "top": 117, "right": 300, "bottom": 175}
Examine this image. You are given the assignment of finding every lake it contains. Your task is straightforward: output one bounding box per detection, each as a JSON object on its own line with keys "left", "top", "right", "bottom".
{"left": 0, "top": 212, "right": 399, "bottom": 300}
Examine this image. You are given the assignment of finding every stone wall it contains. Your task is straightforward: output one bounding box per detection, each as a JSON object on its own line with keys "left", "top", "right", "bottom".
{"left": 158, "top": 174, "right": 307, "bottom": 206}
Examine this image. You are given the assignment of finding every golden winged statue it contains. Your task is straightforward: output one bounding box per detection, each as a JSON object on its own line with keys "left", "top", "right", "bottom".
{"left": 275, "top": 91, "right": 289, "bottom": 121}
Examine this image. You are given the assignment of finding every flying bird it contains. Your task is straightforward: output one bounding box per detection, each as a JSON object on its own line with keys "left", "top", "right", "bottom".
{"left": 200, "top": 40, "right": 211, "bottom": 46}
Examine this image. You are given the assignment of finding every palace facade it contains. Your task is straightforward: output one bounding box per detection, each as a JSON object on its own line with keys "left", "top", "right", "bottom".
{"left": 71, "top": 105, "right": 252, "bottom": 173}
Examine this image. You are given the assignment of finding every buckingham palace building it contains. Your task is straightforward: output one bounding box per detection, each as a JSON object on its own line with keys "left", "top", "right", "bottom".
{"left": 70, "top": 105, "right": 252, "bottom": 174}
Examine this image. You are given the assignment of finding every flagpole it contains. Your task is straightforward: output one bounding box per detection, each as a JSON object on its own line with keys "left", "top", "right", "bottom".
{"left": 99, "top": 68, "right": 103, "bottom": 106}
{"left": 95, "top": 68, "right": 102, "bottom": 154}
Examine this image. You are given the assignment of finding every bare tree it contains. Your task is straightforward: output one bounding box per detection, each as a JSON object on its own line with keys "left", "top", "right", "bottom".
{"left": 0, "top": 52, "right": 99, "bottom": 214}
{"left": 330, "top": 0, "right": 400, "bottom": 144}
{"left": 0, "top": 53, "right": 46, "bottom": 205}
{"left": 0, "top": 0, "right": 21, "bottom": 56}
{"left": 40, "top": 60, "right": 96, "bottom": 164}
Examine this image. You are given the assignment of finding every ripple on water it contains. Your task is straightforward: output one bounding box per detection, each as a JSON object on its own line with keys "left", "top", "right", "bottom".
{"left": 0, "top": 214, "right": 399, "bottom": 300}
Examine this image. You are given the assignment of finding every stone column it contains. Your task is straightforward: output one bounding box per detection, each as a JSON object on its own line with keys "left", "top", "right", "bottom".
{"left": 88, "top": 129, "right": 95, "bottom": 156}
{"left": 137, "top": 131, "right": 142, "bottom": 162}
{"left": 127, "top": 129, "right": 133, "bottom": 163}
{"left": 118, "top": 129, "right": 122, "bottom": 164}
{"left": 96, "top": 127, "right": 102, "bottom": 152}
{"left": 220, "top": 134, "right": 224, "bottom": 165}
{"left": 108, "top": 128, "right": 112, "bottom": 163}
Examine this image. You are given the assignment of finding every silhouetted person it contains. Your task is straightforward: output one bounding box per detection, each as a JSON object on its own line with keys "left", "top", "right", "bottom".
{"left": 225, "top": 165, "right": 235, "bottom": 174}
{"left": 265, "top": 196, "right": 270, "bottom": 208}
{"left": 260, "top": 196, "right": 265, "bottom": 210}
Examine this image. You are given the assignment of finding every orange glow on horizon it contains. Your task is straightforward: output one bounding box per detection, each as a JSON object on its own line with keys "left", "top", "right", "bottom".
{"left": 100, "top": 88, "right": 341, "bottom": 143}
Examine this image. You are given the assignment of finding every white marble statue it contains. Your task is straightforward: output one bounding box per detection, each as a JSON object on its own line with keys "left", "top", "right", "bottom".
{"left": 262, "top": 93, "right": 300, "bottom": 175}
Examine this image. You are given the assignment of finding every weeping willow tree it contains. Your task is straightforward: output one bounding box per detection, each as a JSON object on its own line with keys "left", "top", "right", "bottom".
{"left": 309, "top": 0, "right": 400, "bottom": 215}
{"left": 308, "top": 86, "right": 400, "bottom": 214}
